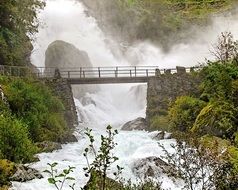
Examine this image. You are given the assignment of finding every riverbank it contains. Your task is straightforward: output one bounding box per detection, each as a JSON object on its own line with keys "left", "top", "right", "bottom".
{"left": 0, "top": 76, "right": 78, "bottom": 189}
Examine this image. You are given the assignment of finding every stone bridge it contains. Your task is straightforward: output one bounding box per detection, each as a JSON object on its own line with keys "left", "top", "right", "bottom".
{"left": 0, "top": 65, "right": 200, "bottom": 84}
{"left": 0, "top": 64, "right": 202, "bottom": 130}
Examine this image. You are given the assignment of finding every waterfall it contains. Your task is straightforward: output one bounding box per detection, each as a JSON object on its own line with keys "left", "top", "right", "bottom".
{"left": 12, "top": 0, "right": 238, "bottom": 189}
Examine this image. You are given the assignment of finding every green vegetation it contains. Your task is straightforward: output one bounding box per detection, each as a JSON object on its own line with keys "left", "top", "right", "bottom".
{"left": 0, "top": 77, "right": 67, "bottom": 144}
{"left": 168, "top": 33, "right": 238, "bottom": 137}
{"left": 169, "top": 96, "right": 206, "bottom": 132}
{"left": 0, "top": 115, "right": 37, "bottom": 163}
{"left": 4, "top": 78, "right": 66, "bottom": 142}
{"left": 92, "top": 0, "right": 236, "bottom": 49}
{"left": 159, "top": 33, "right": 238, "bottom": 178}
{"left": 0, "top": 159, "right": 15, "bottom": 189}
{"left": 121, "top": 0, "right": 235, "bottom": 40}
{"left": 0, "top": 76, "right": 68, "bottom": 188}
{"left": 0, "top": 76, "right": 70, "bottom": 188}
{"left": 44, "top": 162, "right": 75, "bottom": 190}
{"left": 150, "top": 115, "right": 170, "bottom": 131}
{"left": 0, "top": 0, "right": 45, "bottom": 66}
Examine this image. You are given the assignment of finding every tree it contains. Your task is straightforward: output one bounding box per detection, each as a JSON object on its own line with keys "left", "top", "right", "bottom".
{"left": 0, "top": 0, "right": 45, "bottom": 66}
{"left": 211, "top": 32, "right": 238, "bottom": 63}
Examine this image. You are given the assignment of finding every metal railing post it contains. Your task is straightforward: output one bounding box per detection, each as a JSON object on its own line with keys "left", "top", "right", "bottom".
{"left": 135, "top": 66, "right": 136, "bottom": 77}
{"left": 146, "top": 69, "right": 148, "bottom": 77}
{"left": 98, "top": 67, "right": 101, "bottom": 78}
{"left": 115, "top": 67, "right": 118, "bottom": 78}
{"left": 80, "top": 67, "right": 82, "bottom": 78}
{"left": 68, "top": 71, "right": 70, "bottom": 78}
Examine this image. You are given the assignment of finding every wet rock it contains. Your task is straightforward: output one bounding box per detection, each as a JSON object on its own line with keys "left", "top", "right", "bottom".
{"left": 61, "top": 134, "right": 78, "bottom": 143}
{"left": 132, "top": 156, "right": 172, "bottom": 178}
{"left": 149, "top": 131, "right": 165, "bottom": 140}
{"left": 121, "top": 117, "right": 147, "bottom": 131}
{"left": 10, "top": 165, "right": 43, "bottom": 182}
{"left": 36, "top": 141, "right": 62, "bottom": 153}
{"left": 149, "top": 131, "right": 173, "bottom": 140}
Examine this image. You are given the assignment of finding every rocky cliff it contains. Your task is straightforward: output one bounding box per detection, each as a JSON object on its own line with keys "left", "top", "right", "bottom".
{"left": 45, "top": 40, "right": 98, "bottom": 98}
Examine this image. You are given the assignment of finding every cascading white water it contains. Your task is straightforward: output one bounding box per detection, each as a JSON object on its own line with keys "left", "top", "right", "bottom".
{"left": 12, "top": 0, "right": 238, "bottom": 189}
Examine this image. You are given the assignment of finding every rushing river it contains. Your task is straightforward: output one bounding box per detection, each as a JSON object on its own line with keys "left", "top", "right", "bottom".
{"left": 12, "top": 0, "right": 238, "bottom": 189}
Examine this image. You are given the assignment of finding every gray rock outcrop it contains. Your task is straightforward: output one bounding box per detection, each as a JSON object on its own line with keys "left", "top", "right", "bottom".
{"left": 10, "top": 165, "right": 43, "bottom": 182}
{"left": 45, "top": 40, "right": 98, "bottom": 98}
{"left": 45, "top": 40, "right": 92, "bottom": 69}
{"left": 121, "top": 117, "right": 147, "bottom": 131}
{"left": 132, "top": 156, "right": 173, "bottom": 178}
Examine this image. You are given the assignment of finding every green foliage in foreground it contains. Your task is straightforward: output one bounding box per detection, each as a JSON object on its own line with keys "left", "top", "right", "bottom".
{"left": 0, "top": 115, "right": 37, "bottom": 163}
{"left": 0, "top": 76, "right": 66, "bottom": 142}
{"left": 169, "top": 96, "right": 206, "bottom": 132}
{"left": 192, "top": 101, "right": 237, "bottom": 138}
{"left": 0, "top": 159, "right": 15, "bottom": 188}
{"left": 0, "top": 76, "right": 67, "bottom": 163}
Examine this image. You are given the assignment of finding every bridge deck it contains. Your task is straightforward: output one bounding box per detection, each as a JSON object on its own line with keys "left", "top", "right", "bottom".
{"left": 69, "top": 76, "right": 153, "bottom": 84}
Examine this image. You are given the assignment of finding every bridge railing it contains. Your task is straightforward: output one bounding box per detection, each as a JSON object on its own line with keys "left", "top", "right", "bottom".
{"left": 34, "top": 66, "right": 160, "bottom": 78}
{"left": 0, "top": 65, "right": 202, "bottom": 79}
{"left": 34, "top": 66, "right": 201, "bottom": 79}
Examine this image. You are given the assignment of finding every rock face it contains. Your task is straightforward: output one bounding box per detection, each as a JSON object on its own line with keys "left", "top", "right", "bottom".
{"left": 45, "top": 40, "right": 97, "bottom": 98}
{"left": 45, "top": 40, "right": 92, "bottom": 69}
{"left": 132, "top": 156, "right": 172, "bottom": 178}
{"left": 10, "top": 165, "right": 43, "bottom": 182}
{"left": 121, "top": 117, "right": 147, "bottom": 131}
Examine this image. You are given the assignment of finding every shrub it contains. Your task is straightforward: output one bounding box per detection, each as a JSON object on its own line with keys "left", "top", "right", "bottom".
{"left": 232, "top": 80, "right": 238, "bottom": 106}
{"left": 3, "top": 78, "right": 66, "bottom": 142}
{"left": 200, "top": 62, "right": 238, "bottom": 101}
{"left": 0, "top": 159, "right": 15, "bottom": 187}
{"left": 0, "top": 114, "right": 37, "bottom": 163}
{"left": 159, "top": 138, "right": 238, "bottom": 190}
{"left": 37, "top": 113, "right": 67, "bottom": 142}
{"left": 211, "top": 32, "right": 238, "bottom": 63}
{"left": 168, "top": 96, "right": 206, "bottom": 132}
{"left": 149, "top": 115, "right": 171, "bottom": 131}
{"left": 192, "top": 101, "right": 237, "bottom": 138}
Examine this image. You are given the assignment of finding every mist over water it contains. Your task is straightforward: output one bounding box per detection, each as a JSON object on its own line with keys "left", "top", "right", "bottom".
{"left": 12, "top": 0, "right": 238, "bottom": 189}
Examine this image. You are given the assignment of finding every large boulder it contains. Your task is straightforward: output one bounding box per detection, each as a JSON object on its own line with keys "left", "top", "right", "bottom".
{"left": 45, "top": 40, "right": 92, "bottom": 68}
{"left": 45, "top": 40, "right": 98, "bottom": 98}
{"left": 121, "top": 117, "right": 147, "bottom": 131}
